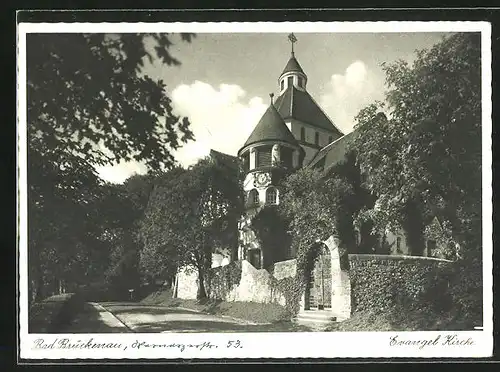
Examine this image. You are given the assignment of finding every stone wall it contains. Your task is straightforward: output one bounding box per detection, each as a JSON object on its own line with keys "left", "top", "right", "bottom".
{"left": 176, "top": 267, "right": 198, "bottom": 300}
{"left": 175, "top": 248, "right": 453, "bottom": 320}
{"left": 226, "top": 260, "right": 286, "bottom": 305}
{"left": 271, "top": 259, "right": 297, "bottom": 280}
{"left": 176, "top": 260, "right": 290, "bottom": 306}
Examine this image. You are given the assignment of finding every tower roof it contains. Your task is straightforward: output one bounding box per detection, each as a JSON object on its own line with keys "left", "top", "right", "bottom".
{"left": 281, "top": 53, "right": 305, "bottom": 76}
{"left": 274, "top": 85, "right": 343, "bottom": 135}
{"left": 240, "top": 103, "right": 298, "bottom": 151}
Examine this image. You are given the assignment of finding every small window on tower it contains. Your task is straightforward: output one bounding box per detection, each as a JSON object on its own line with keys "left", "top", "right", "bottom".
{"left": 280, "top": 79, "right": 285, "bottom": 91}
{"left": 315, "top": 132, "right": 320, "bottom": 146}
{"left": 266, "top": 187, "right": 277, "bottom": 205}
{"left": 298, "top": 76, "right": 303, "bottom": 88}
{"left": 248, "top": 189, "right": 259, "bottom": 206}
{"left": 287, "top": 76, "right": 293, "bottom": 87}
{"left": 300, "top": 127, "right": 305, "bottom": 141}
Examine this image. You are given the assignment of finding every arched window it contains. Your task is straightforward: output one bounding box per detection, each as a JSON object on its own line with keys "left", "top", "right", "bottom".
{"left": 300, "top": 127, "right": 305, "bottom": 141}
{"left": 315, "top": 132, "right": 320, "bottom": 146}
{"left": 266, "top": 187, "right": 277, "bottom": 205}
{"left": 248, "top": 189, "right": 259, "bottom": 206}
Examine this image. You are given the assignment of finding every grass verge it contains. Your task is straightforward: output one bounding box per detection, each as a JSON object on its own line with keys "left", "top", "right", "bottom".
{"left": 141, "top": 288, "right": 292, "bottom": 324}
{"left": 29, "top": 293, "right": 86, "bottom": 333}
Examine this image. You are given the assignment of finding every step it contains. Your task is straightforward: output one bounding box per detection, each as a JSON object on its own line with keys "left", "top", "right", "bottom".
{"left": 296, "top": 310, "right": 337, "bottom": 322}
{"left": 294, "top": 317, "right": 334, "bottom": 325}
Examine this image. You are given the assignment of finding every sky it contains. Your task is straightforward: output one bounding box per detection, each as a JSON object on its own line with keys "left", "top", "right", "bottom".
{"left": 95, "top": 32, "right": 453, "bottom": 184}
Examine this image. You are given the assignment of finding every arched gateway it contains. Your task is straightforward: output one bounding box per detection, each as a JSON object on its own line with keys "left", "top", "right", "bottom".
{"left": 301, "top": 235, "right": 351, "bottom": 320}
{"left": 305, "top": 243, "right": 332, "bottom": 310}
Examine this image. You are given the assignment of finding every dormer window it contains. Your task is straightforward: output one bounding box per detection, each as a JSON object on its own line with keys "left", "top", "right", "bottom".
{"left": 298, "top": 76, "right": 303, "bottom": 88}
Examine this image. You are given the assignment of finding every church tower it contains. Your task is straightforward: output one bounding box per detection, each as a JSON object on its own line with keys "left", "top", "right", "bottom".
{"left": 274, "top": 33, "right": 344, "bottom": 165}
{"left": 237, "top": 94, "right": 304, "bottom": 269}
{"left": 236, "top": 34, "right": 344, "bottom": 269}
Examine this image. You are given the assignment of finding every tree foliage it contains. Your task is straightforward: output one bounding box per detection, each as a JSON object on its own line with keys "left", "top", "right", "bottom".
{"left": 27, "top": 33, "right": 195, "bottom": 302}
{"left": 27, "top": 33, "right": 195, "bottom": 170}
{"left": 139, "top": 157, "right": 243, "bottom": 299}
{"left": 351, "top": 33, "right": 482, "bottom": 260}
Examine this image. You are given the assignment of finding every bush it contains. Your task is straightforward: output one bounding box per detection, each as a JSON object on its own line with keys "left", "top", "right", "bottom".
{"left": 29, "top": 293, "right": 85, "bottom": 333}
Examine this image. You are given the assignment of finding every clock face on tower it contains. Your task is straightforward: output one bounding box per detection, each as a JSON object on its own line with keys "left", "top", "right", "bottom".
{"left": 254, "top": 172, "right": 271, "bottom": 187}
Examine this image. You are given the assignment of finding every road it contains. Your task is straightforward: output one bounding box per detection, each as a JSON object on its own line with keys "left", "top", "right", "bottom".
{"left": 64, "top": 302, "right": 311, "bottom": 333}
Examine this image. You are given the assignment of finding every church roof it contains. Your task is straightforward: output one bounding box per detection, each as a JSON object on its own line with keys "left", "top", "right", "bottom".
{"left": 274, "top": 85, "right": 343, "bottom": 136}
{"left": 281, "top": 53, "right": 305, "bottom": 75}
{"left": 209, "top": 149, "right": 238, "bottom": 170}
{"left": 307, "top": 130, "right": 357, "bottom": 170}
{"left": 240, "top": 103, "right": 299, "bottom": 150}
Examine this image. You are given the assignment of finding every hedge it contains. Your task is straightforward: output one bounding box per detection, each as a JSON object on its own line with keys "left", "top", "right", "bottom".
{"left": 349, "top": 259, "right": 452, "bottom": 314}
{"left": 349, "top": 257, "right": 482, "bottom": 328}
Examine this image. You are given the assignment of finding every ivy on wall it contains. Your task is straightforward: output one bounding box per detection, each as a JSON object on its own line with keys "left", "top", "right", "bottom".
{"left": 206, "top": 261, "right": 242, "bottom": 300}
{"left": 250, "top": 206, "right": 291, "bottom": 268}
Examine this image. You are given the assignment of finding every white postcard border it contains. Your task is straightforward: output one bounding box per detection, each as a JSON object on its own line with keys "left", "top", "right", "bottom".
{"left": 17, "top": 21, "right": 493, "bottom": 360}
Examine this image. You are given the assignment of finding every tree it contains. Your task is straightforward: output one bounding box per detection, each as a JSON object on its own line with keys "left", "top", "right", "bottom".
{"left": 139, "top": 157, "right": 243, "bottom": 299}
{"left": 26, "top": 33, "right": 195, "bottom": 302}
{"left": 27, "top": 33, "right": 195, "bottom": 171}
{"left": 351, "top": 33, "right": 481, "bottom": 260}
{"left": 279, "top": 167, "right": 356, "bottom": 277}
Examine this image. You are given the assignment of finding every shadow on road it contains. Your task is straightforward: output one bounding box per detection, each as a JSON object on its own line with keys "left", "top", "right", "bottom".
{"left": 62, "top": 303, "right": 131, "bottom": 333}
{"left": 103, "top": 306, "right": 198, "bottom": 316}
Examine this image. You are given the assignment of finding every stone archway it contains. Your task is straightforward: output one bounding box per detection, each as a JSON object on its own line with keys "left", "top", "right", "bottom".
{"left": 305, "top": 243, "right": 332, "bottom": 310}
{"left": 301, "top": 235, "right": 352, "bottom": 320}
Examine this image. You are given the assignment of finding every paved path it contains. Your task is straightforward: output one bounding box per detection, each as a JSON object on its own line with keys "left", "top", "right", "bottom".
{"left": 64, "top": 301, "right": 311, "bottom": 333}
{"left": 98, "top": 302, "right": 311, "bottom": 333}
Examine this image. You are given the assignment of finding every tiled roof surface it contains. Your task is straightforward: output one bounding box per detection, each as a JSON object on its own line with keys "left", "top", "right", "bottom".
{"left": 281, "top": 54, "right": 305, "bottom": 75}
{"left": 307, "top": 130, "right": 357, "bottom": 170}
{"left": 274, "top": 86, "right": 343, "bottom": 136}
{"left": 209, "top": 149, "right": 238, "bottom": 169}
{"left": 241, "top": 104, "right": 299, "bottom": 149}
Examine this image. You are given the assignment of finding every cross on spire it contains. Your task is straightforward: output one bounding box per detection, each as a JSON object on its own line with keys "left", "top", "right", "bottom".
{"left": 288, "top": 33, "right": 297, "bottom": 55}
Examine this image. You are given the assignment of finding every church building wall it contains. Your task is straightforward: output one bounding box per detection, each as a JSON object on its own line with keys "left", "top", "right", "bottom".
{"left": 285, "top": 118, "right": 340, "bottom": 165}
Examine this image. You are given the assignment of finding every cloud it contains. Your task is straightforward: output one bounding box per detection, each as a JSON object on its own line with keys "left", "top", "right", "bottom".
{"left": 170, "top": 81, "right": 267, "bottom": 167}
{"left": 320, "top": 60, "right": 384, "bottom": 134}
{"left": 96, "top": 81, "right": 266, "bottom": 184}
{"left": 96, "top": 159, "right": 148, "bottom": 184}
